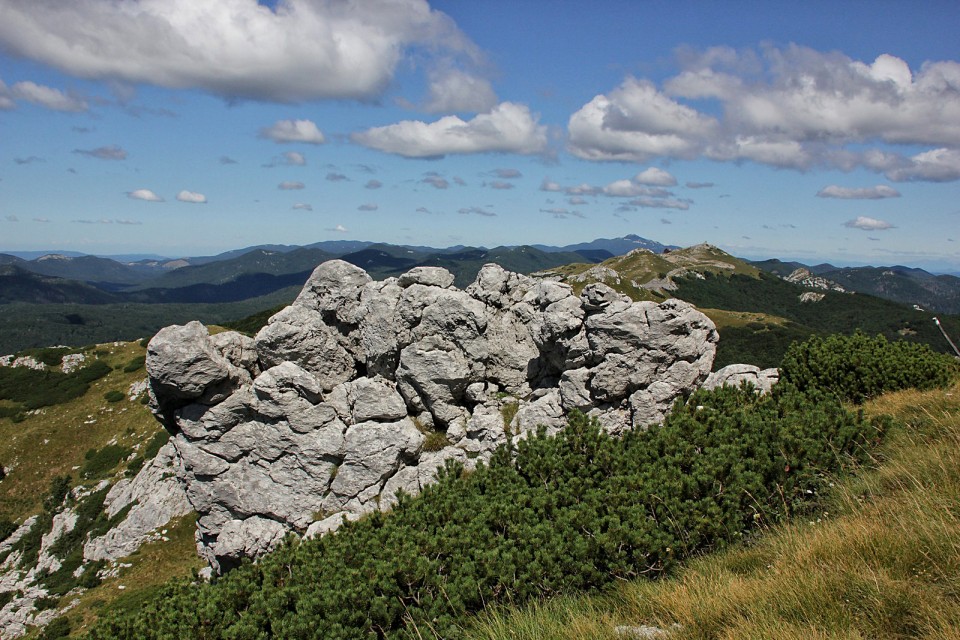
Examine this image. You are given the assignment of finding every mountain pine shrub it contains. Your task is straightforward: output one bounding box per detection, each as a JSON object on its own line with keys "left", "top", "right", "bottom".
{"left": 780, "top": 331, "right": 960, "bottom": 403}
{"left": 88, "top": 382, "right": 883, "bottom": 639}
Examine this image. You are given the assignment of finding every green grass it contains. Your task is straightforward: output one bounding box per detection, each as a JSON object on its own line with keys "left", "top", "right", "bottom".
{"left": 464, "top": 381, "right": 960, "bottom": 639}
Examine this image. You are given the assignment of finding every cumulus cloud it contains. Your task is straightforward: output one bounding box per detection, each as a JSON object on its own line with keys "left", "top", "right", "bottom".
{"left": 844, "top": 215, "right": 895, "bottom": 230}
{"left": 540, "top": 178, "right": 563, "bottom": 192}
{"left": 492, "top": 168, "right": 522, "bottom": 179}
{"left": 628, "top": 196, "right": 691, "bottom": 210}
{"left": 634, "top": 167, "right": 677, "bottom": 186}
{"left": 0, "top": 0, "right": 481, "bottom": 103}
{"left": 885, "top": 148, "right": 960, "bottom": 182}
{"left": 283, "top": 151, "right": 306, "bottom": 166}
{"left": 177, "top": 190, "right": 207, "bottom": 203}
{"left": 260, "top": 119, "right": 325, "bottom": 144}
{"left": 352, "top": 102, "right": 547, "bottom": 158}
{"left": 602, "top": 180, "right": 671, "bottom": 198}
{"left": 128, "top": 189, "right": 163, "bottom": 202}
{"left": 568, "top": 45, "right": 960, "bottom": 180}
{"left": 358, "top": 203, "right": 379, "bottom": 211}
{"left": 686, "top": 181, "right": 714, "bottom": 189}
{"left": 422, "top": 175, "right": 449, "bottom": 189}
{"left": 487, "top": 181, "right": 513, "bottom": 190}
{"left": 73, "top": 145, "right": 126, "bottom": 160}
{"left": 326, "top": 172, "right": 348, "bottom": 182}
{"left": 424, "top": 68, "right": 497, "bottom": 113}
{"left": 292, "top": 203, "right": 312, "bottom": 211}
{"left": 365, "top": 179, "right": 383, "bottom": 189}
{"left": 817, "top": 184, "right": 901, "bottom": 199}
{"left": 279, "top": 181, "right": 305, "bottom": 190}
{"left": 327, "top": 224, "right": 349, "bottom": 233}
{"left": 568, "top": 196, "right": 588, "bottom": 206}
{"left": 11, "top": 81, "right": 87, "bottom": 112}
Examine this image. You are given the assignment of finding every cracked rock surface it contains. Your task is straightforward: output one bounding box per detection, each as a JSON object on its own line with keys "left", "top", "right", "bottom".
{"left": 147, "top": 260, "right": 719, "bottom": 572}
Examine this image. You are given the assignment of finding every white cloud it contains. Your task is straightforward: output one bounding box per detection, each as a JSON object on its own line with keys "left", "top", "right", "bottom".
{"left": 260, "top": 119, "right": 325, "bottom": 144}
{"left": 602, "top": 180, "right": 671, "bottom": 198}
{"left": 492, "top": 168, "right": 521, "bottom": 179}
{"left": 686, "top": 181, "right": 714, "bottom": 189}
{"left": 568, "top": 196, "right": 588, "bottom": 206}
{"left": 283, "top": 151, "right": 306, "bottom": 166}
{"left": 816, "top": 185, "right": 901, "bottom": 199}
{"left": 487, "top": 181, "right": 513, "bottom": 190}
{"left": 568, "top": 45, "right": 960, "bottom": 180}
{"left": 540, "top": 178, "right": 563, "bottom": 192}
{"left": 424, "top": 68, "right": 497, "bottom": 113}
{"left": 128, "top": 189, "right": 163, "bottom": 202}
{"left": 365, "top": 179, "right": 383, "bottom": 189}
{"left": 568, "top": 78, "right": 716, "bottom": 162}
{"left": 541, "top": 208, "right": 585, "bottom": 219}
{"left": 292, "top": 203, "right": 312, "bottom": 211}
{"left": 844, "top": 216, "right": 895, "bottom": 230}
{"left": 0, "top": 0, "right": 481, "bottom": 103}
{"left": 326, "top": 172, "right": 348, "bottom": 182}
{"left": 628, "top": 196, "right": 691, "bottom": 210}
{"left": 327, "top": 224, "right": 349, "bottom": 233}
{"left": 11, "top": 81, "right": 87, "bottom": 112}
{"left": 634, "top": 167, "right": 677, "bottom": 186}
{"left": 73, "top": 145, "right": 127, "bottom": 160}
{"left": 352, "top": 102, "right": 547, "bottom": 158}
{"left": 885, "top": 148, "right": 960, "bottom": 182}
{"left": 279, "top": 181, "right": 305, "bottom": 190}
{"left": 176, "top": 190, "right": 207, "bottom": 203}
{"left": 358, "top": 203, "right": 378, "bottom": 211}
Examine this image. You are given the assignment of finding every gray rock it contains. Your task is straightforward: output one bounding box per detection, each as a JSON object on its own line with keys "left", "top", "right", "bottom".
{"left": 84, "top": 442, "right": 191, "bottom": 562}
{"left": 147, "top": 321, "right": 249, "bottom": 418}
{"left": 146, "top": 260, "right": 719, "bottom": 570}
{"left": 703, "top": 364, "right": 780, "bottom": 394}
{"left": 398, "top": 266, "right": 456, "bottom": 289}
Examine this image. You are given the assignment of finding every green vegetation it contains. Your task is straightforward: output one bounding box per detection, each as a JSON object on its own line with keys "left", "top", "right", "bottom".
{"left": 103, "top": 390, "right": 126, "bottom": 403}
{"left": 0, "top": 360, "right": 111, "bottom": 416}
{"left": 781, "top": 331, "right": 960, "bottom": 403}
{"left": 88, "top": 376, "right": 882, "bottom": 638}
{"left": 82, "top": 444, "right": 133, "bottom": 479}
{"left": 675, "top": 270, "right": 960, "bottom": 367}
{"left": 121, "top": 355, "right": 145, "bottom": 373}
{"left": 465, "top": 380, "right": 960, "bottom": 640}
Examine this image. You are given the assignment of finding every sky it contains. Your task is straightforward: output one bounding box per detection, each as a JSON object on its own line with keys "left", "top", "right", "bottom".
{"left": 1, "top": 0, "right": 959, "bottom": 271}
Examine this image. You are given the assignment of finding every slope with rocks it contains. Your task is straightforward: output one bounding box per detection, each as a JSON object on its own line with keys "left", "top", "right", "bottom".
{"left": 146, "top": 259, "right": 720, "bottom": 573}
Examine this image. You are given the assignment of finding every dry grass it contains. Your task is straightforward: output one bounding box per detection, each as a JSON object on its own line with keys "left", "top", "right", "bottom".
{"left": 0, "top": 341, "right": 161, "bottom": 522}
{"left": 466, "top": 381, "right": 960, "bottom": 639}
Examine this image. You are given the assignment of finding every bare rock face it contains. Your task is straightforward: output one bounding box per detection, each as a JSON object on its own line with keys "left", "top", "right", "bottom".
{"left": 147, "top": 260, "right": 719, "bottom": 572}
{"left": 702, "top": 364, "right": 780, "bottom": 395}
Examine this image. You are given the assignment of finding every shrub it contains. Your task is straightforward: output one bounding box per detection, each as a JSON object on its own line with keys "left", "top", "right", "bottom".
{"left": 82, "top": 445, "right": 132, "bottom": 479}
{"left": 88, "top": 386, "right": 882, "bottom": 640}
{"left": 0, "top": 518, "right": 16, "bottom": 542}
{"left": 123, "top": 355, "right": 146, "bottom": 373}
{"left": 780, "top": 331, "right": 960, "bottom": 403}
{"left": 103, "top": 390, "right": 126, "bottom": 403}
{"left": 39, "top": 616, "right": 71, "bottom": 640}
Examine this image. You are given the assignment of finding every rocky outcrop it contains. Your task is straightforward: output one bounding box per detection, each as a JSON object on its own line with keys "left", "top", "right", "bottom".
{"left": 147, "top": 260, "right": 719, "bottom": 572}
{"left": 702, "top": 364, "right": 780, "bottom": 395}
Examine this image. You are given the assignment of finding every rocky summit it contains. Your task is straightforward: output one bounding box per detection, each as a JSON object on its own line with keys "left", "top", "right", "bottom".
{"left": 146, "top": 260, "right": 719, "bottom": 572}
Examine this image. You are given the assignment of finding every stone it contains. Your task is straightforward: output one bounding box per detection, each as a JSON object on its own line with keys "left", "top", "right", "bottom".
{"left": 145, "top": 260, "right": 720, "bottom": 570}
{"left": 703, "top": 364, "right": 780, "bottom": 394}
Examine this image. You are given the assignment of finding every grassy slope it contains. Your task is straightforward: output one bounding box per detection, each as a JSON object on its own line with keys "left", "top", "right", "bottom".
{"left": 466, "top": 380, "right": 960, "bottom": 639}
{"left": 0, "top": 341, "right": 159, "bottom": 521}
{"left": 0, "top": 339, "right": 205, "bottom": 638}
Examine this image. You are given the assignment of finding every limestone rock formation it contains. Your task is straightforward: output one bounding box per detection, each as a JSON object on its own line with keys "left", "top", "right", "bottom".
{"left": 702, "top": 364, "right": 780, "bottom": 395}
{"left": 147, "top": 260, "right": 719, "bottom": 572}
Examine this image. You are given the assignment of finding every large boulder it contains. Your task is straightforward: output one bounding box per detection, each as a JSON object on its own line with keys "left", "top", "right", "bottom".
{"left": 146, "top": 261, "right": 719, "bottom": 571}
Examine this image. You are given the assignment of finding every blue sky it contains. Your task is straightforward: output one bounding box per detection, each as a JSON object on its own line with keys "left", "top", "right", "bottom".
{"left": 1, "top": 0, "right": 959, "bottom": 270}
